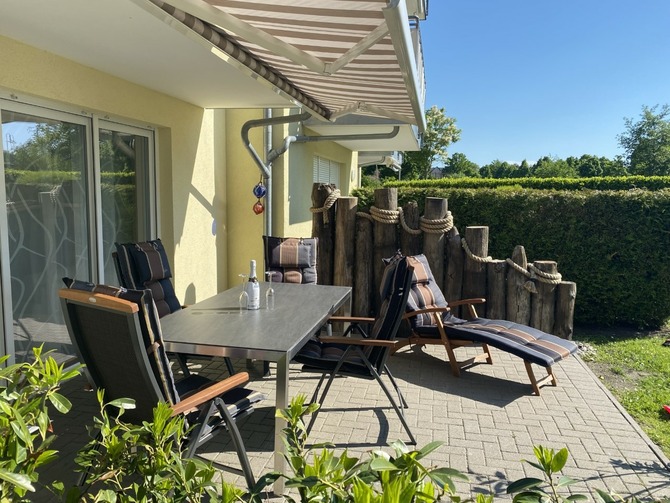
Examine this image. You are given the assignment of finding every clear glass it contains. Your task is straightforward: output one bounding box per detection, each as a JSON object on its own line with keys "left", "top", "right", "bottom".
{"left": 99, "top": 126, "right": 150, "bottom": 283}
{"left": 238, "top": 274, "right": 249, "bottom": 311}
{"left": 2, "top": 110, "right": 89, "bottom": 365}
{"left": 265, "top": 271, "right": 275, "bottom": 310}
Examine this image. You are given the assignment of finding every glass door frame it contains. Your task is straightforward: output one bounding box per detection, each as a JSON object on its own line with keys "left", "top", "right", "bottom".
{"left": 0, "top": 96, "right": 157, "bottom": 364}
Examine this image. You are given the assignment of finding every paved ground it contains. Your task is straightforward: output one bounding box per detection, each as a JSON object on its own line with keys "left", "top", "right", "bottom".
{"left": 34, "top": 341, "right": 670, "bottom": 501}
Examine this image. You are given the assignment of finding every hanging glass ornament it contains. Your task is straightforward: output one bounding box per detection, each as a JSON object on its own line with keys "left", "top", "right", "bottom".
{"left": 253, "top": 181, "right": 267, "bottom": 199}
{"left": 253, "top": 200, "right": 265, "bottom": 214}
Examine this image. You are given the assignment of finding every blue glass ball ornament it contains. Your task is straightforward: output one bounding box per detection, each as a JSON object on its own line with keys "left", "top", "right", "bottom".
{"left": 253, "top": 182, "right": 267, "bottom": 199}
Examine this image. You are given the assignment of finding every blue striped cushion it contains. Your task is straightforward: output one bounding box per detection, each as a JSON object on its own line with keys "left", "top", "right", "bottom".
{"left": 114, "top": 240, "right": 182, "bottom": 317}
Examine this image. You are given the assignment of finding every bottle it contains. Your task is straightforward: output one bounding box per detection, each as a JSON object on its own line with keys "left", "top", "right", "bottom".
{"left": 245, "top": 260, "right": 260, "bottom": 310}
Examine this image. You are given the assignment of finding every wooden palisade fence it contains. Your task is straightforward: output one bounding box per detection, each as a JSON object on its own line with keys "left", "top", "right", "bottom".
{"left": 311, "top": 184, "right": 576, "bottom": 340}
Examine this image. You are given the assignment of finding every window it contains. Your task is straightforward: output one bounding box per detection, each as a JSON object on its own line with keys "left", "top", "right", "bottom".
{"left": 313, "top": 155, "right": 341, "bottom": 187}
{"left": 0, "top": 98, "right": 155, "bottom": 364}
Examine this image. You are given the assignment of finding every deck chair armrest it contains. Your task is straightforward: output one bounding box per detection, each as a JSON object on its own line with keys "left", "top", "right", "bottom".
{"left": 319, "top": 336, "right": 398, "bottom": 348}
{"left": 403, "top": 306, "right": 451, "bottom": 318}
{"left": 446, "top": 298, "right": 485, "bottom": 319}
{"left": 328, "top": 315, "right": 375, "bottom": 323}
{"left": 170, "top": 371, "right": 250, "bottom": 416}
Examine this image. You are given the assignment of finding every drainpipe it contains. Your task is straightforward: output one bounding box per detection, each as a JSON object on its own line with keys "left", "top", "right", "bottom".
{"left": 264, "top": 108, "right": 272, "bottom": 236}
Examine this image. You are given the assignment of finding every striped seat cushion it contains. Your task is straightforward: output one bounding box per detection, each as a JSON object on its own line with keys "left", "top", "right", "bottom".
{"left": 416, "top": 318, "right": 578, "bottom": 367}
{"left": 405, "top": 254, "right": 451, "bottom": 328}
{"left": 114, "top": 239, "right": 182, "bottom": 317}
{"left": 263, "top": 236, "right": 317, "bottom": 284}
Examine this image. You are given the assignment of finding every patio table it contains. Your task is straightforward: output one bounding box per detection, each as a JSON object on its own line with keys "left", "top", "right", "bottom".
{"left": 160, "top": 281, "right": 352, "bottom": 494}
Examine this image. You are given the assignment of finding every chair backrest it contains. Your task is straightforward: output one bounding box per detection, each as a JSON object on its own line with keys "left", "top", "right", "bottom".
{"left": 262, "top": 236, "right": 318, "bottom": 284}
{"left": 59, "top": 281, "right": 180, "bottom": 424}
{"left": 113, "top": 239, "right": 182, "bottom": 318}
{"left": 404, "top": 254, "right": 450, "bottom": 328}
{"left": 366, "top": 255, "right": 414, "bottom": 372}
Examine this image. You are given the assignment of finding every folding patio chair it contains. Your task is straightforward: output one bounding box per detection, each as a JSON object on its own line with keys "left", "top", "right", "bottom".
{"left": 293, "top": 254, "right": 416, "bottom": 444}
{"left": 396, "top": 254, "right": 578, "bottom": 395}
{"left": 113, "top": 239, "right": 236, "bottom": 377}
{"left": 58, "top": 283, "right": 264, "bottom": 489}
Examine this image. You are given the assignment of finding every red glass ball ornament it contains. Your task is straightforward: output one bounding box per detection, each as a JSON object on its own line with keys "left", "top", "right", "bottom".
{"left": 253, "top": 201, "right": 265, "bottom": 214}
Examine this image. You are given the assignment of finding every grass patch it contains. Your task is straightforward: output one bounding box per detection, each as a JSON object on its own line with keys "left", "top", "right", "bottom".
{"left": 577, "top": 326, "right": 670, "bottom": 457}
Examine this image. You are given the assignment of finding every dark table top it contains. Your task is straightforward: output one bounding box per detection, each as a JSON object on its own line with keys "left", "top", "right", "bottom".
{"left": 161, "top": 282, "right": 351, "bottom": 361}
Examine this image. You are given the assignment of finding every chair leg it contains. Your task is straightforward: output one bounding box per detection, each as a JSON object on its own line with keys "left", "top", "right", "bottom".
{"left": 173, "top": 352, "right": 191, "bottom": 377}
{"left": 383, "top": 364, "right": 408, "bottom": 408}
{"left": 357, "top": 349, "right": 415, "bottom": 445}
{"left": 306, "top": 369, "right": 340, "bottom": 436}
{"left": 224, "top": 357, "right": 236, "bottom": 376}
{"left": 214, "top": 398, "right": 256, "bottom": 490}
{"left": 525, "top": 362, "right": 558, "bottom": 396}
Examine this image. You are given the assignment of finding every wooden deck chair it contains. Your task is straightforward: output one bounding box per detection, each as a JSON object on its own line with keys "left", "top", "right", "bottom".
{"left": 395, "top": 254, "right": 578, "bottom": 395}
{"left": 112, "top": 239, "right": 236, "bottom": 377}
{"left": 58, "top": 284, "right": 264, "bottom": 488}
{"left": 293, "top": 255, "right": 416, "bottom": 444}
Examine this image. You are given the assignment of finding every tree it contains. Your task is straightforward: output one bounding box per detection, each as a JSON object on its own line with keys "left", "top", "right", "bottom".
{"left": 402, "top": 106, "right": 461, "bottom": 179}
{"left": 618, "top": 104, "right": 670, "bottom": 175}
{"left": 443, "top": 152, "right": 480, "bottom": 177}
{"left": 532, "top": 156, "right": 577, "bottom": 178}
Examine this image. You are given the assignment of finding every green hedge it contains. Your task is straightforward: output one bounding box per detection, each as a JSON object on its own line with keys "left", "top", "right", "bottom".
{"left": 5, "top": 169, "right": 135, "bottom": 186}
{"left": 385, "top": 175, "right": 670, "bottom": 191}
{"left": 352, "top": 186, "right": 670, "bottom": 328}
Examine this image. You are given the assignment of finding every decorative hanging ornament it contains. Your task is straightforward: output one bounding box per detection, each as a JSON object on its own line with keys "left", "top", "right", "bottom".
{"left": 252, "top": 177, "right": 266, "bottom": 215}
{"left": 253, "top": 181, "right": 267, "bottom": 199}
{"left": 253, "top": 200, "right": 265, "bottom": 214}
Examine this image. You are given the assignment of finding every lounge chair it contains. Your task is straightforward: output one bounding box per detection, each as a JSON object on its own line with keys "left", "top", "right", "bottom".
{"left": 293, "top": 254, "right": 416, "bottom": 444}
{"left": 396, "top": 254, "right": 578, "bottom": 395}
{"left": 113, "top": 239, "right": 236, "bottom": 377}
{"left": 58, "top": 281, "right": 264, "bottom": 488}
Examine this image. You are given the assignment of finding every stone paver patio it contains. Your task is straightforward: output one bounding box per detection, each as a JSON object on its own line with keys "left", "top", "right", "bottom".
{"left": 34, "top": 339, "right": 670, "bottom": 501}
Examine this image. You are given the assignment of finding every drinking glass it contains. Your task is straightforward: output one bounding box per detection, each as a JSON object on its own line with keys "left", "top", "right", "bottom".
{"left": 265, "top": 271, "right": 275, "bottom": 310}
{"left": 238, "top": 273, "right": 249, "bottom": 311}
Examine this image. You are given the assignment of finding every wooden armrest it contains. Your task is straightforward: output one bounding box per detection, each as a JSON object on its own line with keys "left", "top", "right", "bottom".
{"left": 328, "top": 315, "right": 375, "bottom": 323}
{"left": 447, "top": 298, "right": 486, "bottom": 307}
{"left": 403, "top": 306, "right": 451, "bottom": 319}
{"left": 170, "top": 371, "right": 250, "bottom": 416}
{"left": 318, "top": 336, "right": 398, "bottom": 348}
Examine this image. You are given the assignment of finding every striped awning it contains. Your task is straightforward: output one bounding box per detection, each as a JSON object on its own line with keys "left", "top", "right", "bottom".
{"left": 146, "top": 0, "right": 425, "bottom": 130}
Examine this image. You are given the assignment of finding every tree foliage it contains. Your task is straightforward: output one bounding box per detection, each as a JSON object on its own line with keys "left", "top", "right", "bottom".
{"left": 618, "top": 104, "right": 670, "bottom": 175}
{"left": 402, "top": 106, "right": 460, "bottom": 179}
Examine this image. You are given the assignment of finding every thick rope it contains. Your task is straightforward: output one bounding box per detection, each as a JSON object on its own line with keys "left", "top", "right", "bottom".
{"left": 461, "top": 238, "right": 493, "bottom": 263}
{"left": 309, "top": 188, "right": 341, "bottom": 224}
{"left": 505, "top": 259, "right": 563, "bottom": 284}
{"left": 420, "top": 211, "right": 453, "bottom": 234}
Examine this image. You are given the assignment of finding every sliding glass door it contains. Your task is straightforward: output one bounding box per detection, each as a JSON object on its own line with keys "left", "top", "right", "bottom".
{"left": 0, "top": 101, "right": 155, "bottom": 365}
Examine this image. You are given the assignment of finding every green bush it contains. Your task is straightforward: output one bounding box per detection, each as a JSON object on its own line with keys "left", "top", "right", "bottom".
{"left": 352, "top": 186, "right": 670, "bottom": 328}
{"left": 385, "top": 175, "right": 670, "bottom": 191}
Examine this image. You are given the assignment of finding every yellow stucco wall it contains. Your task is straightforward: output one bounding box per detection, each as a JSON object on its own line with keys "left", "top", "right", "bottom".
{"left": 0, "top": 35, "right": 360, "bottom": 301}
{"left": 0, "top": 35, "right": 221, "bottom": 302}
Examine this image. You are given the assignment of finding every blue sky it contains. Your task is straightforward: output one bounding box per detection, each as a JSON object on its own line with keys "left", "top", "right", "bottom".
{"left": 421, "top": 1, "right": 670, "bottom": 167}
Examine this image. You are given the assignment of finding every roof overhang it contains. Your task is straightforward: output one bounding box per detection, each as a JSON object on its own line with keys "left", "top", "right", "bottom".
{"left": 0, "top": 0, "right": 426, "bottom": 151}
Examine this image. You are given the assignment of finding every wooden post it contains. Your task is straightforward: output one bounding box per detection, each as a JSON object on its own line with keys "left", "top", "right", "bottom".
{"left": 445, "top": 226, "right": 464, "bottom": 317}
{"left": 423, "top": 197, "right": 449, "bottom": 289}
{"left": 400, "top": 201, "right": 422, "bottom": 256}
{"left": 311, "top": 183, "right": 337, "bottom": 285}
{"left": 462, "top": 226, "right": 489, "bottom": 301}
{"left": 373, "top": 188, "right": 398, "bottom": 311}
{"left": 353, "top": 214, "right": 374, "bottom": 317}
{"left": 506, "top": 245, "right": 531, "bottom": 325}
{"left": 555, "top": 281, "right": 577, "bottom": 339}
{"left": 333, "top": 197, "right": 357, "bottom": 289}
{"left": 530, "top": 260, "right": 558, "bottom": 333}
{"left": 486, "top": 259, "right": 507, "bottom": 319}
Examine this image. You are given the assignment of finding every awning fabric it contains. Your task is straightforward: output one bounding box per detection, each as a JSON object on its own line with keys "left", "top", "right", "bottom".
{"left": 148, "top": 0, "right": 423, "bottom": 127}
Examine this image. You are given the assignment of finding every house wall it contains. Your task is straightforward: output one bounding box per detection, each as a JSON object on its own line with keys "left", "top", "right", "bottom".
{"left": 0, "top": 35, "right": 360, "bottom": 304}
{"left": 0, "top": 35, "right": 220, "bottom": 302}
